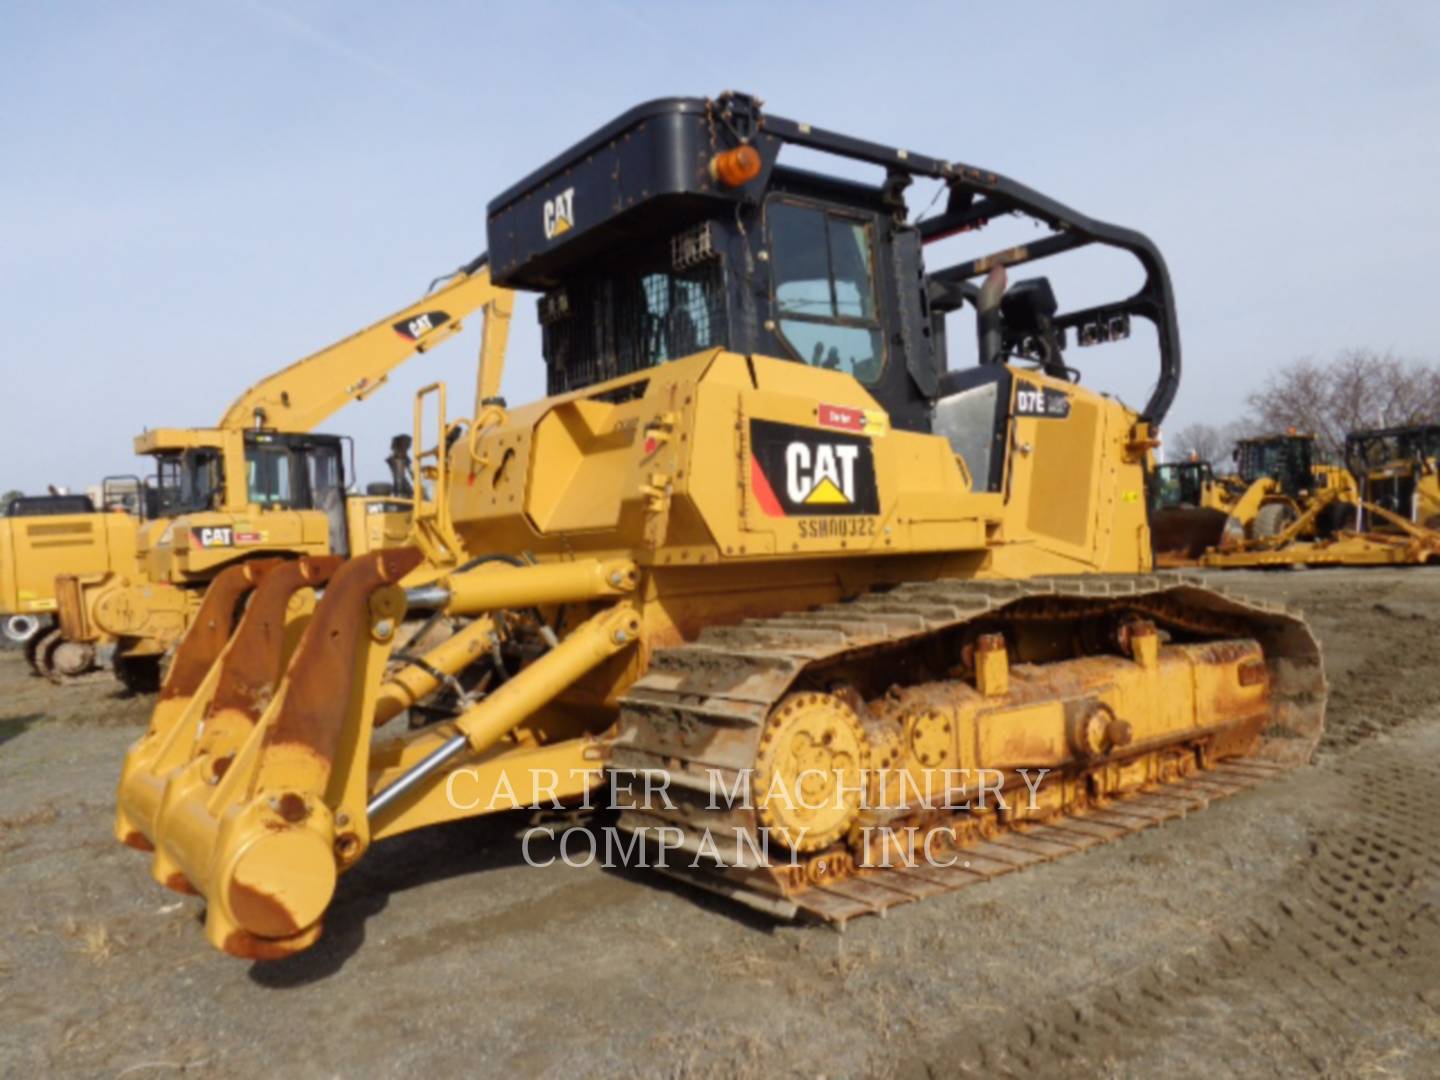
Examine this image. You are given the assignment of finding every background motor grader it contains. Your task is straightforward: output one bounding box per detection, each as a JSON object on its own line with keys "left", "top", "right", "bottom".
{"left": 45, "top": 258, "right": 512, "bottom": 689}
{"left": 113, "top": 93, "right": 1324, "bottom": 960}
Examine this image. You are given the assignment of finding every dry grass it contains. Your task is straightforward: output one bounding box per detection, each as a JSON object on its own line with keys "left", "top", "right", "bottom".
{"left": 704, "top": 942, "right": 773, "bottom": 979}
{"left": 0, "top": 804, "right": 59, "bottom": 832}
{"left": 647, "top": 1029, "right": 768, "bottom": 1080}
{"left": 60, "top": 915, "right": 118, "bottom": 963}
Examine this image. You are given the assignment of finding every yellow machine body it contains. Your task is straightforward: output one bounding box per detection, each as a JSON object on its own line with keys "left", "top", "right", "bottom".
{"left": 115, "top": 349, "right": 1322, "bottom": 959}
{"left": 1202, "top": 427, "right": 1440, "bottom": 569}
{"left": 1, "top": 503, "right": 138, "bottom": 674}
{"left": 0, "top": 508, "right": 135, "bottom": 620}
{"left": 448, "top": 352, "right": 1151, "bottom": 582}
{"left": 1219, "top": 463, "right": 1357, "bottom": 544}
{"left": 1364, "top": 460, "right": 1440, "bottom": 526}
{"left": 1347, "top": 424, "right": 1440, "bottom": 529}
{"left": 1203, "top": 472, "right": 1440, "bottom": 571}
{"left": 49, "top": 262, "right": 511, "bottom": 686}
{"left": 1148, "top": 459, "right": 1241, "bottom": 565}
{"left": 112, "top": 92, "right": 1325, "bottom": 959}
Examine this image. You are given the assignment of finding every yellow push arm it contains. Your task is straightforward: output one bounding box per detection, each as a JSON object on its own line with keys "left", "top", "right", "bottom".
{"left": 218, "top": 256, "right": 514, "bottom": 433}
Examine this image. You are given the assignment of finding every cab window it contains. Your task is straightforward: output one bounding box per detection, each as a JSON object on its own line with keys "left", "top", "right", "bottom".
{"left": 178, "top": 449, "right": 223, "bottom": 512}
{"left": 768, "top": 200, "right": 884, "bottom": 384}
{"left": 247, "top": 446, "right": 294, "bottom": 507}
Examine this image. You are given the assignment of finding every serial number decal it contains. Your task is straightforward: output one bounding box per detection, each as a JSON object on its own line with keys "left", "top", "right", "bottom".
{"left": 797, "top": 517, "right": 878, "bottom": 539}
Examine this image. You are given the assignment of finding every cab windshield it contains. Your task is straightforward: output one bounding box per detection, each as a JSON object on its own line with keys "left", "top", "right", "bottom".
{"left": 1154, "top": 463, "right": 1209, "bottom": 509}
{"left": 146, "top": 452, "right": 184, "bottom": 517}
{"left": 247, "top": 445, "right": 294, "bottom": 507}
{"left": 1237, "top": 439, "right": 1312, "bottom": 495}
{"left": 1396, "top": 428, "right": 1440, "bottom": 462}
{"left": 1154, "top": 465, "right": 1188, "bottom": 509}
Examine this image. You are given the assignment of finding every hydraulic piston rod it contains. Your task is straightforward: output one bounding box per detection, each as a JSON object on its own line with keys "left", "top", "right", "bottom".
{"left": 366, "top": 602, "right": 642, "bottom": 820}
{"left": 404, "top": 557, "right": 637, "bottom": 615}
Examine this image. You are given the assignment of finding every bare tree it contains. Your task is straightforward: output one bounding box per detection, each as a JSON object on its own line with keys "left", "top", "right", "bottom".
{"left": 1167, "top": 422, "right": 1226, "bottom": 463}
{"left": 1245, "top": 349, "right": 1440, "bottom": 460}
{"left": 1166, "top": 419, "right": 1255, "bottom": 464}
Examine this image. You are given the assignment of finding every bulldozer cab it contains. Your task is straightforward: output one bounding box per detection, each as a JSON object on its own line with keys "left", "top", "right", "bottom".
{"left": 1345, "top": 423, "right": 1440, "bottom": 523}
{"left": 244, "top": 432, "right": 351, "bottom": 553}
{"left": 140, "top": 431, "right": 352, "bottom": 551}
{"left": 487, "top": 94, "right": 1181, "bottom": 469}
{"left": 1235, "top": 434, "right": 1315, "bottom": 497}
{"left": 1346, "top": 423, "right": 1440, "bottom": 473}
{"left": 1153, "top": 460, "right": 1214, "bottom": 510}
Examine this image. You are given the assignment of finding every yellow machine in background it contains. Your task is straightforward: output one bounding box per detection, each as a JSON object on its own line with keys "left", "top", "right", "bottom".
{"left": 1215, "top": 432, "right": 1357, "bottom": 547}
{"left": 49, "top": 257, "right": 512, "bottom": 689}
{"left": 0, "top": 493, "right": 137, "bottom": 674}
{"left": 1148, "top": 457, "right": 1241, "bottom": 564}
{"left": 1347, "top": 424, "right": 1440, "bottom": 528}
{"left": 1159, "top": 458, "right": 1237, "bottom": 510}
{"left": 1148, "top": 432, "right": 1363, "bottom": 567}
{"left": 1202, "top": 424, "right": 1440, "bottom": 568}
{"left": 112, "top": 93, "right": 1324, "bottom": 960}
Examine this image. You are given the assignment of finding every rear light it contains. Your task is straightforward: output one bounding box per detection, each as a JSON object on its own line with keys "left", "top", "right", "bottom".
{"left": 709, "top": 145, "right": 762, "bottom": 187}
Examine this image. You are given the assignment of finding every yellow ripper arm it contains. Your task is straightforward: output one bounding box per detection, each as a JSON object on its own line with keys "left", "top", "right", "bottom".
{"left": 218, "top": 257, "right": 514, "bottom": 433}
{"left": 115, "top": 550, "right": 639, "bottom": 960}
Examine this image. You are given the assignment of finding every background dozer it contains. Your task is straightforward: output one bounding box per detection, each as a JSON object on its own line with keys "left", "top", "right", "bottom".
{"left": 113, "top": 93, "right": 1324, "bottom": 960}
{"left": 1347, "top": 423, "right": 1440, "bottom": 528}
{"left": 45, "top": 258, "right": 513, "bottom": 689}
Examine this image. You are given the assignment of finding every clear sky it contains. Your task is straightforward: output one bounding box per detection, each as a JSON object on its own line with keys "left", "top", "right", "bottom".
{"left": 2, "top": 1, "right": 1436, "bottom": 492}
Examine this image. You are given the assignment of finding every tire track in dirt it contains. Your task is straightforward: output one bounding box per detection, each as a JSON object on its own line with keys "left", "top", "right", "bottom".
{"left": 1322, "top": 605, "right": 1440, "bottom": 751}
{"left": 908, "top": 731, "right": 1440, "bottom": 1077}
{"left": 895, "top": 573, "right": 1440, "bottom": 1077}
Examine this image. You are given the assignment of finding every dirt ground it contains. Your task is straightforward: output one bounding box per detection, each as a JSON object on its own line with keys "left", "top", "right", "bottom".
{"left": 2, "top": 568, "right": 1439, "bottom": 1079}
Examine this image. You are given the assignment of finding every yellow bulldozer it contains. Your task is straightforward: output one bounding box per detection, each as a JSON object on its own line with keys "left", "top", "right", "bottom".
{"left": 41, "top": 257, "right": 512, "bottom": 689}
{"left": 112, "top": 92, "right": 1324, "bottom": 960}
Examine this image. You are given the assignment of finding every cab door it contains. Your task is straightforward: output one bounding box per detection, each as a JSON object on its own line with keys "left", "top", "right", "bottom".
{"left": 302, "top": 441, "right": 349, "bottom": 557}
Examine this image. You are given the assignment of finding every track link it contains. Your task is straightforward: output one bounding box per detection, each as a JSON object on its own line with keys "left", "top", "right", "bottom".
{"left": 612, "top": 572, "right": 1325, "bottom": 923}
